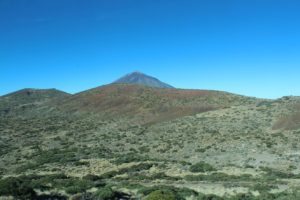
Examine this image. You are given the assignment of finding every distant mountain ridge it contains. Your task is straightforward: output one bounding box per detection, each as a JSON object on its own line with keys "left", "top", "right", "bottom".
{"left": 0, "top": 88, "right": 70, "bottom": 116}
{"left": 113, "top": 71, "right": 174, "bottom": 88}
{"left": 1, "top": 72, "right": 299, "bottom": 127}
{"left": 1, "top": 88, "right": 69, "bottom": 98}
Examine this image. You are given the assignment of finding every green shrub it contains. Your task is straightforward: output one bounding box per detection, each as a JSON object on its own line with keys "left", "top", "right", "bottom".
{"left": 197, "top": 193, "right": 223, "bottom": 200}
{"left": 145, "top": 190, "right": 176, "bottom": 200}
{"left": 0, "top": 174, "right": 97, "bottom": 197}
{"left": 0, "top": 177, "right": 36, "bottom": 199}
{"left": 99, "top": 163, "right": 153, "bottom": 179}
{"left": 185, "top": 173, "right": 254, "bottom": 182}
{"left": 64, "top": 179, "right": 94, "bottom": 194}
{"left": 195, "top": 148, "right": 206, "bottom": 153}
{"left": 190, "top": 161, "right": 216, "bottom": 173}
{"left": 119, "top": 163, "right": 153, "bottom": 173}
{"left": 99, "top": 170, "right": 119, "bottom": 179}
{"left": 94, "top": 187, "right": 115, "bottom": 200}
{"left": 16, "top": 149, "right": 81, "bottom": 173}
{"left": 15, "top": 162, "right": 39, "bottom": 173}
{"left": 83, "top": 174, "right": 102, "bottom": 181}
{"left": 260, "top": 166, "right": 300, "bottom": 180}
{"left": 113, "top": 153, "right": 148, "bottom": 164}
{"left": 71, "top": 193, "right": 92, "bottom": 200}
{"left": 65, "top": 186, "right": 83, "bottom": 195}
{"left": 139, "top": 185, "right": 197, "bottom": 200}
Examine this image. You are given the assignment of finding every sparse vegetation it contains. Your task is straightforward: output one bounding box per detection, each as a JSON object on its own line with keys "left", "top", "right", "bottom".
{"left": 1, "top": 84, "right": 300, "bottom": 199}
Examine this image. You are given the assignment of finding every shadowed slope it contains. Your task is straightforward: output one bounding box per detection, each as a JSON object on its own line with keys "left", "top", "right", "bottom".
{"left": 272, "top": 99, "right": 300, "bottom": 130}
{"left": 0, "top": 88, "right": 70, "bottom": 116}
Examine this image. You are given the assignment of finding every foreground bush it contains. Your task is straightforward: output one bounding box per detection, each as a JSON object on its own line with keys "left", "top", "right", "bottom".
{"left": 0, "top": 177, "right": 36, "bottom": 199}
{"left": 92, "top": 187, "right": 132, "bottom": 200}
{"left": 93, "top": 187, "right": 115, "bottom": 200}
{"left": 145, "top": 190, "right": 176, "bottom": 200}
{"left": 139, "top": 185, "right": 197, "bottom": 200}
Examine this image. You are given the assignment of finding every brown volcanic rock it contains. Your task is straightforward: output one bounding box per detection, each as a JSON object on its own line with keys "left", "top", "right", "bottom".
{"left": 57, "top": 84, "right": 257, "bottom": 124}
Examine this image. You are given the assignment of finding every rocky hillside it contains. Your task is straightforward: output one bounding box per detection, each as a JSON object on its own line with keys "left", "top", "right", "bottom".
{"left": 55, "top": 84, "right": 259, "bottom": 124}
{"left": 1, "top": 78, "right": 300, "bottom": 199}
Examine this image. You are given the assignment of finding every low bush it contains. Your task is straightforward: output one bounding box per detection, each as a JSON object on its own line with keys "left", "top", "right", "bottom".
{"left": 145, "top": 190, "right": 176, "bottom": 200}
{"left": 0, "top": 176, "right": 36, "bottom": 199}
{"left": 0, "top": 174, "right": 96, "bottom": 197}
{"left": 113, "top": 153, "right": 149, "bottom": 164}
{"left": 99, "top": 163, "right": 153, "bottom": 179}
{"left": 139, "top": 185, "right": 197, "bottom": 200}
{"left": 63, "top": 179, "right": 94, "bottom": 194}
{"left": 189, "top": 161, "right": 216, "bottom": 173}
{"left": 119, "top": 163, "right": 153, "bottom": 173}
{"left": 15, "top": 149, "right": 81, "bottom": 173}
{"left": 260, "top": 167, "right": 300, "bottom": 180}
{"left": 93, "top": 187, "right": 115, "bottom": 200}
{"left": 197, "top": 193, "right": 223, "bottom": 200}
{"left": 185, "top": 173, "right": 254, "bottom": 182}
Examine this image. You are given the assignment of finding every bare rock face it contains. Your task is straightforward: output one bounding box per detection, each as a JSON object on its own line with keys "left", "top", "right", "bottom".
{"left": 113, "top": 71, "right": 174, "bottom": 88}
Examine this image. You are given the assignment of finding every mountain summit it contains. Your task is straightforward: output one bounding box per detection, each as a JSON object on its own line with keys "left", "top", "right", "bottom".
{"left": 113, "top": 71, "right": 174, "bottom": 88}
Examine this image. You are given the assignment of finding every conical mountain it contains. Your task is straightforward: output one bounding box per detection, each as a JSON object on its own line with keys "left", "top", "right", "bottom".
{"left": 113, "top": 71, "right": 174, "bottom": 88}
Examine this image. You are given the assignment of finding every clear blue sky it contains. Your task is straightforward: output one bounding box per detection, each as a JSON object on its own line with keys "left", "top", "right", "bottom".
{"left": 1, "top": 0, "right": 300, "bottom": 98}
